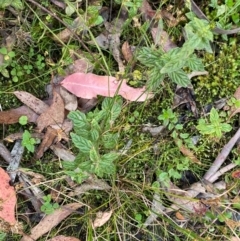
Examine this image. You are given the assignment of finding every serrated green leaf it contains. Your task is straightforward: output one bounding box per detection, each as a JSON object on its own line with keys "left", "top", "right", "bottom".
{"left": 89, "top": 147, "right": 100, "bottom": 163}
{"left": 102, "top": 133, "right": 118, "bottom": 149}
{"left": 186, "top": 54, "right": 205, "bottom": 71}
{"left": 210, "top": 108, "right": 219, "bottom": 122}
{"left": 168, "top": 70, "right": 190, "bottom": 87}
{"left": 221, "top": 123, "right": 232, "bottom": 132}
{"left": 137, "top": 47, "right": 163, "bottom": 67}
{"left": 68, "top": 110, "right": 87, "bottom": 127}
{"left": 11, "top": 0, "right": 23, "bottom": 9}
{"left": 102, "top": 152, "right": 119, "bottom": 162}
{"left": 148, "top": 69, "right": 165, "bottom": 90}
{"left": 70, "top": 133, "right": 93, "bottom": 153}
{"left": 161, "top": 58, "right": 186, "bottom": 74}
{"left": 90, "top": 128, "right": 100, "bottom": 142}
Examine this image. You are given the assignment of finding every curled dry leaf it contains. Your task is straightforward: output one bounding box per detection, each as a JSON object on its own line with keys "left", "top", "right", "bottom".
{"left": 0, "top": 167, "right": 17, "bottom": 225}
{"left": 47, "top": 235, "right": 81, "bottom": 241}
{"left": 14, "top": 91, "right": 49, "bottom": 115}
{"left": 36, "top": 91, "right": 65, "bottom": 132}
{"left": 175, "top": 139, "right": 202, "bottom": 165}
{"left": 35, "top": 126, "right": 58, "bottom": 159}
{"left": 92, "top": 210, "right": 113, "bottom": 228}
{"left": 0, "top": 105, "right": 39, "bottom": 124}
{"left": 61, "top": 73, "right": 153, "bottom": 102}
{"left": 121, "top": 41, "right": 133, "bottom": 63}
{"left": 20, "top": 203, "right": 83, "bottom": 241}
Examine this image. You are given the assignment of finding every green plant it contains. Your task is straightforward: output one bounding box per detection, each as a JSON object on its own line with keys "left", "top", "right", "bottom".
{"left": 10, "top": 62, "right": 24, "bottom": 82}
{"left": 158, "top": 108, "right": 178, "bottom": 128}
{"left": 21, "top": 130, "right": 37, "bottom": 153}
{"left": 196, "top": 108, "right": 232, "bottom": 138}
{"left": 209, "top": 0, "right": 240, "bottom": 26}
{"left": 36, "top": 54, "right": 46, "bottom": 70}
{"left": 0, "top": 0, "right": 23, "bottom": 10}
{"left": 0, "top": 47, "right": 16, "bottom": 78}
{"left": 19, "top": 116, "right": 28, "bottom": 125}
{"left": 40, "top": 195, "right": 59, "bottom": 214}
{"left": 23, "top": 64, "right": 33, "bottom": 74}
{"left": 0, "top": 232, "right": 6, "bottom": 241}
{"left": 137, "top": 15, "right": 212, "bottom": 90}
{"left": 64, "top": 97, "right": 122, "bottom": 183}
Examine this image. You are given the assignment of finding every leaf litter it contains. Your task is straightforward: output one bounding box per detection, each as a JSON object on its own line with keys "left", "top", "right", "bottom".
{"left": 0, "top": 0, "right": 240, "bottom": 240}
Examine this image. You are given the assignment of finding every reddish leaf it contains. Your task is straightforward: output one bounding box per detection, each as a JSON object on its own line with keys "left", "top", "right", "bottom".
{"left": 36, "top": 91, "right": 65, "bottom": 132}
{"left": 232, "top": 170, "right": 240, "bottom": 179}
{"left": 61, "top": 73, "right": 152, "bottom": 102}
{"left": 0, "top": 167, "right": 17, "bottom": 225}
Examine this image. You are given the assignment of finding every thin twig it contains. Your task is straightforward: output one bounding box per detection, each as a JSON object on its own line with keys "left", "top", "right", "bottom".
{"left": 204, "top": 127, "right": 240, "bottom": 181}
{"left": 208, "top": 163, "right": 237, "bottom": 183}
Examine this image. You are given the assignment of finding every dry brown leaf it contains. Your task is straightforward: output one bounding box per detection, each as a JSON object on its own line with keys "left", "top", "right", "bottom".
{"left": 164, "top": 182, "right": 208, "bottom": 214}
{"left": 0, "top": 105, "right": 39, "bottom": 124}
{"left": 175, "top": 211, "right": 186, "bottom": 221}
{"left": 35, "top": 127, "right": 58, "bottom": 159}
{"left": 20, "top": 203, "right": 83, "bottom": 241}
{"left": 60, "top": 87, "right": 78, "bottom": 111}
{"left": 121, "top": 41, "right": 133, "bottom": 63}
{"left": 36, "top": 91, "right": 65, "bottom": 132}
{"left": 14, "top": 91, "right": 49, "bottom": 115}
{"left": 78, "top": 98, "right": 98, "bottom": 113}
{"left": 47, "top": 235, "right": 81, "bottom": 241}
{"left": 92, "top": 210, "right": 113, "bottom": 228}
{"left": 54, "top": 17, "right": 81, "bottom": 43}
{"left": 175, "top": 139, "right": 202, "bottom": 165}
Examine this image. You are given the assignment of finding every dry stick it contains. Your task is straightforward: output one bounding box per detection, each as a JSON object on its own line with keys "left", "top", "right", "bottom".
{"left": 208, "top": 163, "right": 237, "bottom": 183}
{"left": 204, "top": 127, "right": 240, "bottom": 181}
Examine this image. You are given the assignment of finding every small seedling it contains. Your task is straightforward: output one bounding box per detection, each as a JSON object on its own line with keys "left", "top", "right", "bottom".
{"left": 21, "top": 130, "right": 36, "bottom": 153}
{"left": 41, "top": 195, "right": 59, "bottom": 215}
{"left": 196, "top": 108, "right": 232, "bottom": 138}
{"left": 158, "top": 108, "right": 177, "bottom": 128}
{"left": 19, "top": 116, "right": 28, "bottom": 125}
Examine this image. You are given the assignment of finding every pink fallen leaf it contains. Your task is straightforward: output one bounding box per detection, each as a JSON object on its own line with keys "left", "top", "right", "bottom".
{"left": 20, "top": 202, "right": 83, "bottom": 241}
{"left": 46, "top": 235, "right": 81, "bottom": 241}
{"left": 0, "top": 167, "right": 17, "bottom": 225}
{"left": 61, "top": 73, "right": 153, "bottom": 102}
{"left": 92, "top": 210, "right": 113, "bottom": 228}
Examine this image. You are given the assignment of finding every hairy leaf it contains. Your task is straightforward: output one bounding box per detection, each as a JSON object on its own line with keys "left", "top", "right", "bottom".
{"left": 70, "top": 133, "right": 93, "bottom": 153}
{"left": 168, "top": 70, "right": 190, "bottom": 87}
